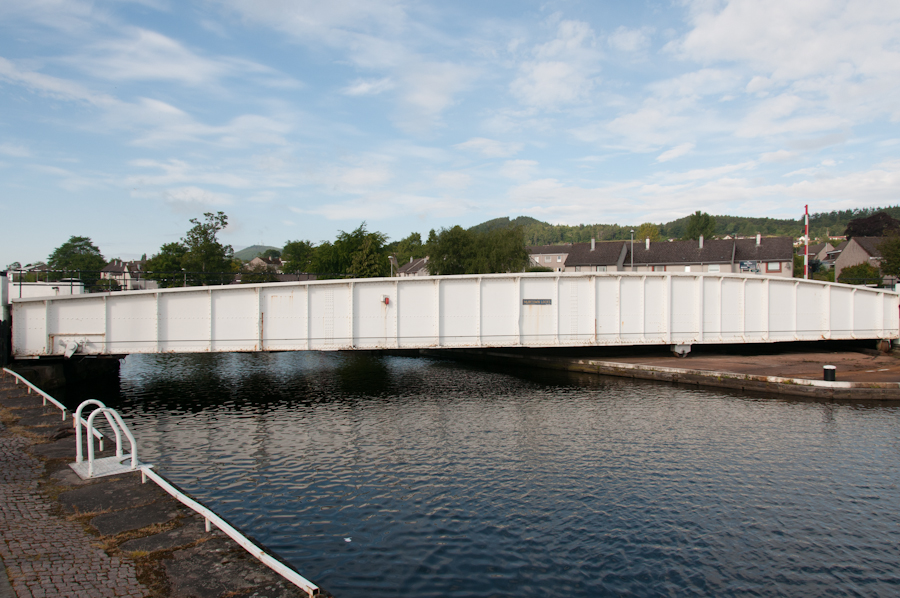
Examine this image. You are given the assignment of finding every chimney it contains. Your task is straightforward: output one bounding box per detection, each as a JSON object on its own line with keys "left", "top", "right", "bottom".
{"left": 409, "top": 256, "right": 413, "bottom": 263}
{"left": 699, "top": 235, "right": 704, "bottom": 249}
{"left": 645, "top": 238, "right": 650, "bottom": 250}
{"left": 591, "top": 238, "right": 595, "bottom": 251}
{"left": 756, "top": 233, "right": 761, "bottom": 247}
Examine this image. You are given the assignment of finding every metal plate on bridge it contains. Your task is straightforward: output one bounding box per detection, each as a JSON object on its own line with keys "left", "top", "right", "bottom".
{"left": 523, "top": 299, "right": 552, "bottom": 305}
{"left": 69, "top": 455, "right": 149, "bottom": 480}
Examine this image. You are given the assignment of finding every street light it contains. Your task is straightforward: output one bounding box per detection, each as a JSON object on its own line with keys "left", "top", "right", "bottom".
{"left": 630, "top": 229, "right": 635, "bottom": 271}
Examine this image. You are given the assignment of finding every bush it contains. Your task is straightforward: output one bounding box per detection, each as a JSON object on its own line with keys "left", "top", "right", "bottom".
{"left": 837, "top": 262, "right": 883, "bottom": 286}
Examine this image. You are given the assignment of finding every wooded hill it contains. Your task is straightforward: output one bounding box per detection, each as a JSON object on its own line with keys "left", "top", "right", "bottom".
{"left": 470, "top": 206, "right": 900, "bottom": 246}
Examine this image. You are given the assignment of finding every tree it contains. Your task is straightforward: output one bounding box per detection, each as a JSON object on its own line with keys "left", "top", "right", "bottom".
{"left": 47, "top": 236, "right": 107, "bottom": 289}
{"left": 261, "top": 248, "right": 281, "bottom": 260}
{"left": 312, "top": 222, "right": 388, "bottom": 278}
{"left": 282, "top": 240, "right": 315, "bottom": 273}
{"left": 145, "top": 242, "right": 188, "bottom": 288}
{"left": 838, "top": 262, "right": 883, "bottom": 286}
{"left": 428, "top": 226, "right": 529, "bottom": 275}
{"left": 48, "top": 236, "right": 106, "bottom": 272}
{"left": 878, "top": 235, "right": 900, "bottom": 278}
{"left": 682, "top": 211, "right": 716, "bottom": 240}
{"left": 349, "top": 236, "right": 386, "bottom": 278}
{"left": 180, "top": 212, "right": 235, "bottom": 285}
{"left": 844, "top": 212, "right": 900, "bottom": 238}
{"left": 6, "top": 261, "right": 20, "bottom": 271}
{"left": 428, "top": 225, "right": 473, "bottom": 275}
{"left": 470, "top": 226, "right": 529, "bottom": 274}
{"left": 635, "top": 222, "right": 662, "bottom": 242}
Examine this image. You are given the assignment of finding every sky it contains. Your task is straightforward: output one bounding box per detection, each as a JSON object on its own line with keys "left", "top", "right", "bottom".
{"left": 2, "top": 0, "right": 900, "bottom": 265}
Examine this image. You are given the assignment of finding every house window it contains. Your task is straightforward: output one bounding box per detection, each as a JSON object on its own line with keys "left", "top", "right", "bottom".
{"left": 596, "top": 266, "right": 607, "bottom": 272}
{"left": 708, "top": 264, "right": 720, "bottom": 272}
{"left": 652, "top": 265, "right": 665, "bottom": 272}
{"left": 545, "top": 256, "right": 551, "bottom": 262}
{"left": 557, "top": 256, "right": 562, "bottom": 262}
{"left": 766, "top": 262, "right": 782, "bottom": 273}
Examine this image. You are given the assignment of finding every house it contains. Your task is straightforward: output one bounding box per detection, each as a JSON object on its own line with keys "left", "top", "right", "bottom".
{"left": 563, "top": 239, "right": 627, "bottom": 272}
{"left": 822, "top": 240, "right": 848, "bottom": 270}
{"left": 803, "top": 242, "right": 834, "bottom": 263}
{"left": 100, "top": 259, "right": 156, "bottom": 290}
{"left": 559, "top": 235, "right": 794, "bottom": 276}
{"left": 398, "top": 257, "right": 429, "bottom": 277}
{"left": 245, "top": 256, "right": 283, "bottom": 273}
{"left": 833, "top": 237, "right": 894, "bottom": 284}
{"left": 527, "top": 244, "right": 572, "bottom": 272}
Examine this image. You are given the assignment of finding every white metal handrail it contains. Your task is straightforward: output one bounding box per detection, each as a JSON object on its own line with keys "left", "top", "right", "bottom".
{"left": 74, "top": 399, "right": 117, "bottom": 460}
{"left": 82, "top": 406, "right": 138, "bottom": 478}
{"left": 140, "top": 466, "right": 320, "bottom": 597}
{"left": 3, "top": 367, "right": 104, "bottom": 445}
{"left": 3, "top": 367, "right": 68, "bottom": 420}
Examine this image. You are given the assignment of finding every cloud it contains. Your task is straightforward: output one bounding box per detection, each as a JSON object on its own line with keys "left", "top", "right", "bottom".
{"left": 0, "top": 57, "right": 294, "bottom": 148}
{"left": 761, "top": 149, "right": 797, "bottom": 162}
{"left": 213, "top": 0, "right": 472, "bottom": 130}
{"left": 342, "top": 77, "right": 394, "bottom": 96}
{"left": 510, "top": 19, "right": 601, "bottom": 108}
{"left": 159, "top": 186, "right": 235, "bottom": 213}
{"left": 434, "top": 171, "right": 471, "bottom": 189}
{"left": 656, "top": 142, "right": 695, "bottom": 162}
{"left": 126, "top": 159, "right": 254, "bottom": 189}
{"left": 68, "top": 28, "right": 295, "bottom": 88}
{"left": 394, "top": 61, "right": 475, "bottom": 130}
{"left": 0, "top": 143, "right": 30, "bottom": 157}
{"left": 455, "top": 137, "right": 523, "bottom": 158}
{"left": 607, "top": 26, "right": 653, "bottom": 53}
{"left": 293, "top": 192, "right": 477, "bottom": 223}
{"left": 499, "top": 159, "right": 538, "bottom": 180}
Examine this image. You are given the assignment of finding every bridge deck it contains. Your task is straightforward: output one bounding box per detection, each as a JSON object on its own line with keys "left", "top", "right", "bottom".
{"left": 6, "top": 272, "right": 898, "bottom": 358}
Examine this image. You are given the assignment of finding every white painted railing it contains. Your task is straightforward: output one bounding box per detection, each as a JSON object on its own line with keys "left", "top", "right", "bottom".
{"left": 2, "top": 368, "right": 106, "bottom": 446}
{"left": 9, "top": 273, "right": 899, "bottom": 358}
{"left": 140, "top": 467, "right": 320, "bottom": 597}
{"left": 3, "top": 367, "right": 69, "bottom": 419}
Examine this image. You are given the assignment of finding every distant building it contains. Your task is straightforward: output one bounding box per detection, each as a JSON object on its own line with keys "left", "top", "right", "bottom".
{"left": 398, "top": 257, "right": 430, "bottom": 277}
{"left": 803, "top": 242, "right": 835, "bottom": 263}
{"left": 833, "top": 237, "right": 895, "bottom": 285}
{"left": 100, "top": 259, "right": 156, "bottom": 290}
{"left": 560, "top": 235, "right": 794, "bottom": 277}
{"left": 245, "top": 256, "right": 283, "bottom": 273}
{"left": 527, "top": 244, "right": 572, "bottom": 272}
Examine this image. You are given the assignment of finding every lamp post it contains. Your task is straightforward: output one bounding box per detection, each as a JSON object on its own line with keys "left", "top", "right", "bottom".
{"left": 630, "top": 229, "right": 634, "bottom": 271}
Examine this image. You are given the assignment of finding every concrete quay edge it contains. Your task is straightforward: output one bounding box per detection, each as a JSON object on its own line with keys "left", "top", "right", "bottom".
{"left": 428, "top": 349, "right": 900, "bottom": 400}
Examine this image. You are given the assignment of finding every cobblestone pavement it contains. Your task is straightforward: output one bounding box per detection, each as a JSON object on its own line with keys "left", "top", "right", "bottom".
{"left": 0, "top": 381, "right": 148, "bottom": 598}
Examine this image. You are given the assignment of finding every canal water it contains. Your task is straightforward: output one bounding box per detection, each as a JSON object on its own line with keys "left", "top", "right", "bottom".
{"left": 79, "top": 352, "right": 900, "bottom": 597}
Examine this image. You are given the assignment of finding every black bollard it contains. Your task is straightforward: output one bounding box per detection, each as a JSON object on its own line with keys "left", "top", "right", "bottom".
{"left": 823, "top": 365, "right": 836, "bottom": 382}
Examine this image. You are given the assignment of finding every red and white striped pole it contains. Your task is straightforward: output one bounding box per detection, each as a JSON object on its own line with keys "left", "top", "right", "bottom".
{"left": 804, "top": 204, "right": 809, "bottom": 279}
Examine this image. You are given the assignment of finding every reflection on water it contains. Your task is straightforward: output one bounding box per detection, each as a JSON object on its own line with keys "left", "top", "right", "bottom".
{"left": 72, "top": 352, "right": 900, "bottom": 597}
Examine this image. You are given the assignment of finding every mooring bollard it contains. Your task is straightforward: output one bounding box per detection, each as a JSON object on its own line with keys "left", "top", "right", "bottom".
{"left": 823, "top": 365, "right": 836, "bottom": 382}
